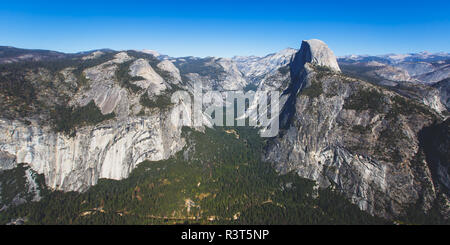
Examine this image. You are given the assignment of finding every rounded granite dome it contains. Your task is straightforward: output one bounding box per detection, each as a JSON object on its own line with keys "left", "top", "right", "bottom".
{"left": 298, "top": 39, "right": 341, "bottom": 72}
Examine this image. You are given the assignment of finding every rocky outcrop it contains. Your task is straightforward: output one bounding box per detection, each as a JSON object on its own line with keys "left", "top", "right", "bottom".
{"left": 80, "top": 63, "right": 125, "bottom": 115}
{"left": 129, "top": 58, "right": 167, "bottom": 95}
{"left": 0, "top": 112, "right": 184, "bottom": 192}
{"left": 264, "top": 39, "right": 447, "bottom": 219}
{"left": 157, "top": 60, "right": 182, "bottom": 84}
{"left": 0, "top": 151, "right": 16, "bottom": 171}
{"left": 0, "top": 52, "right": 187, "bottom": 193}
{"left": 232, "top": 48, "right": 297, "bottom": 83}
{"left": 420, "top": 86, "right": 448, "bottom": 113}
{"left": 292, "top": 39, "right": 340, "bottom": 73}
{"left": 215, "top": 58, "right": 248, "bottom": 90}
{"left": 433, "top": 78, "right": 450, "bottom": 111}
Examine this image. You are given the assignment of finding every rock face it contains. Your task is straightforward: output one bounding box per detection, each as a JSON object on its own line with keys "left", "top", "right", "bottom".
{"left": 264, "top": 39, "right": 448, "bottom": 219}
{"left": 215, "top": 58, "right": 248, "bottom": 90}
{"left": 77, "top": 60, "right": 125, "bottom": 115}
{"left": 129, "top": 58, "right": 167, "bottom": 95}
{"left": 338, "top": 52, "right": 450, "bottom": 113}
{"left": 232, "top": 48, "right": 297, "bottom": 83}
{"left": 0, "top": 113, "right": 184, "bottom": 192}
{"left": 157, "top": 60, "right": 182, "bottom": 84}
{"left": 0, "top": 47, "right": 260, "bottom": 197}
{"left": 294, "top": 39, "right": 341, "bottom": 73}
{"left": 420, "top": 86, "right": 448, "bottom": 113}
{"left": 0, "top": 51, "right": 187, "bottom": 193}
{"left": 433, "top": 78, "right": 450, "bottom": 110}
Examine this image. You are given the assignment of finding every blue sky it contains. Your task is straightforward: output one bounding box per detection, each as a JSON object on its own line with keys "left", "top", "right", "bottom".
{"left": 1, "top": 0, "right": 449, "bottom": 57}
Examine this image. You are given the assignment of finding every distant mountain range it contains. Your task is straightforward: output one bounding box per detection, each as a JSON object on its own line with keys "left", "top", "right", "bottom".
{"left": 339, "top": 51, "right": 450, "bottom": 64}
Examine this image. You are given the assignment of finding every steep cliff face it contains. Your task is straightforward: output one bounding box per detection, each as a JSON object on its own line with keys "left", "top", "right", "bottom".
{"left": 232, "top": 48, "right": 297, "bottom": 84}
{"left": 0, "top": 114, "right": 184, "bottom": 192}
{"left": 292, "top": 39, "right": 340, "bottom": 73}
{"left": 433, "top": 78, "right": 450, "bottom": 111}
{"left": 264, "top": 40, "right": 447, "bottom": 219}
{"left": 0, "top": 51, "right": 187, "bottom": 194}
{"left": 173, "top": 56, "right": 248, "bottom": 91}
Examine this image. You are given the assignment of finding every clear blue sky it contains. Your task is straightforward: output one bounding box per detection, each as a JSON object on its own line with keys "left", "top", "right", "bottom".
{"left": 1, "top": 0, "right": 449, "bottom": 57}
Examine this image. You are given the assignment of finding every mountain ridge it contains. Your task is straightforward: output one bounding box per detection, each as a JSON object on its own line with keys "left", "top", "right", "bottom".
{"left": 0, "top": 40, "right": 448, "bottom": 223}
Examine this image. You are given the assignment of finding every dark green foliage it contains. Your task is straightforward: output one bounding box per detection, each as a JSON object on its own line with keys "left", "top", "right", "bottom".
{"left": 237, "top": 171, "right": 388, "bottom": 225}
{"left": 301, "top": 80, "right": 323, "bottom": 98}
{"left": 0, "top": 69, "right": 36, "bottom": 104}
{"left": 0, "top": 46, "right": 65, "bottom": 59}
{"left": 0, "top": 57, "right": 74, "bottom": 75}
{"left": 351, "top": 124, "right": 369, "bottom": 134}
{"left": 343, "top": 89, "right": 385, "bottom": 113}
{"left": 313, "top": 65, "right": 334, "bottom": 80}
{"left": 0, "top": 64, "right": 37, "bottom": 118}
{"left": 398, "top": 200, "right": 449, "bottom": 225}
{"left": 389, "top": 95, "right": 435, "bottom": 118}
{"left": 299, "top": 62, "right": 340, "bottom": 99}
{"left": 77, "top": 73, "right": 89, "bottom": 87}
{"left": 375, "top": 126, "right": 405, "bottom": 163}
{"left": 50, "top": 101, "right": 115, "bottom": 136}
{"left": 0, "top": 52, "right": 118, "bottom": 120}
{"left": 324, "top": 81, "right": 340, "bottom": 97}
{"left": 0, "top": 164, "right": 30, "bottom": 207}
{"left": 0, "top": 164, "right": 47, "bottom": 209}
{"left": 0, "top": 64, "right": 38, "bottom": 119}
{"left": 125, "top": 50, "right": 160, "bottom": 63}
{"left": 278, "top": 65, "right": 290, "bottom": 75}
{"left": 367, "top": 95, "right": 437, "bottom": 164}
{"left": 139, "top": 92, "right": 173, "bottom": 109}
